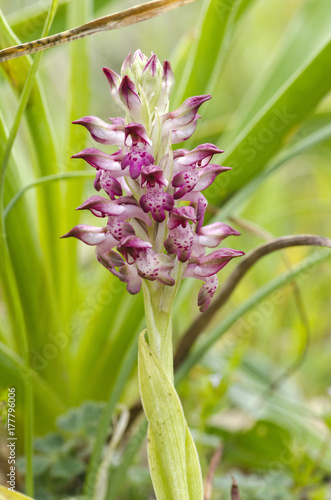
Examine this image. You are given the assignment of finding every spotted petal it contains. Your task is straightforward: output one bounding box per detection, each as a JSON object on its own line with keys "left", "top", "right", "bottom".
{"left": 121, "top": 146, "right": 154, "bottom": 179}
{"left": 140, "top": 187, "right": 174, "bottom": 222}
{"left": 117, "top": 235, "right": 152, "bottom": 263}
{"left": 119, "top": 263, "right": 142, "bottom": 294}
{"left": 198, "top": 275, "right": 219, "bottom": 312}
{"left": 195, "top": 164, "right": 231, "bottom": 192}
{"left": 167, "top": 206, "right": 196, "bottom": 230}
{"left": 164, "top": 223, "right": 194, "bottom": 262}
{"left": 187, "top": 248, "right": 245, "bottom": 278}
{"left": 99, "top": 171, "right": 123, "bottom": 199}
{"left": 172, "top": 168, "right": 199, "bottom": 199}
{"left": 135, "top": 250, "right": 175, "bottom": 286}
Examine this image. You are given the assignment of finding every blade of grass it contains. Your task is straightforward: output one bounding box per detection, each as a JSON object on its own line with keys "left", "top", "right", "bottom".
{"left": 0, "top": 0, "right": 59, "bottom": 223}
{"left": 0, "top": 3, "right": 59, "bottom": 496}
{"left": 173, "top": 0, "right": 257, "bottom": 106}
{"left": 0, "top": 9, "right": 65, "bottom": 357}
{"left": 210, "top": 0, "right": 331, "bottom": 200}
{"left": 3, "top": 171, "right": 95, "bottom": 218}
{"left": 60, "top": 0, "right": 92, "bottom": 321}
{"left": 214, "top": 122, "right": 331, "bottom": 221}
{"left": 84, "top": 322, "right": 142, "bottom": 497}
{"left": 0, "top": 341, "right": 65, "bottom": 415}
{"left": 173, "top": 0, "right": 239, "bottom": 105}
{"left": 105, "top": 418, "right": 148, "bottom": 500}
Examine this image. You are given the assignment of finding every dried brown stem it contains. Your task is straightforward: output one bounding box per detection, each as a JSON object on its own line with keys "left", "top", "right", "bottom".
{"left": 173, "top": 234, "right": 331, "bottom": 369}
{"left": 204, "top": 444, "right": 223, "bottom": 500}
{"left": 0, "top": 0, "right": 196, "bottom": 62}
{"left": 231, "top": 476, "right": 241, "bottom": 500}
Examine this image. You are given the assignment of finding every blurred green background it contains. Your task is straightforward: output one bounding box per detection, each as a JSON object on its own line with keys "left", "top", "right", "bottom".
{"left": 1, "top": 0, "right": 331, "bottom": 498}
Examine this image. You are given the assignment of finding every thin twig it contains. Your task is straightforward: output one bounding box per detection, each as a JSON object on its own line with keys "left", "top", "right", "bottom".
{"left": 231, "top": 476, "right": 241, "bottom": 500}
{"left": 174, "top": 234, "right": 331, "bottom": 370}
{"left": 230, "top": 216, "right": 312, "bottom": 399}
{"left": 0, "top": 0, "right": 196, "bottom": 62}
{"left": 204, "top": 444, "right": 223, "bottom": 500}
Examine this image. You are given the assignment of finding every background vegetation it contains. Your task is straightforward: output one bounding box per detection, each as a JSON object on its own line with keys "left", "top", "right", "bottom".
{"left": 0, "top": 0, "right": 331, "bottom": 498}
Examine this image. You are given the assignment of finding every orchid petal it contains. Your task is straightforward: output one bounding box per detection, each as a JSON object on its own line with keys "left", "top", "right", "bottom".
{"left": 172, "top": 168, "right": 199, "bottom": 199}
{"left": 77, "top": 196, "right": 126, "bottom": 217}
{"left": 107, "top": 216, "right": 135, "bottom": 241}
{"left": 119, "top": 263, "right": 142, "bottom": 294}
{"left": 61, "top": 224, "right": 107, "bottom": 245}
{"left": 119, "top": 76, "right": 141, "bottom": 122}
{"left": 140, "top": 188, "right": 174, "bottom": 222}
{"left": 176, "top": 144, "right": 224, "bottom": 167}
{"left": 171, "top": 116, "right": 200, "bottom": 143}
{"left": 167, "top": 206, "right": 196, "bottom": 230}
{"left": 197, "top": 222, "right": 240, "bottom": 247}
{"left": 117, "top": 235, "right": 152, "bottom": 263}
{"left": 124, "top": 122, "right": 152, "bottom": 147}
{"left": 72, "top": 148, "right": 124, "bottom": 175}
{"left": 135, "top": 250, "right": 175, "bottom": 286}
{"left": 72, "top": 116, "right": 124, "bottom": 146}
{"left": 164, "top": 223, "right": 194, "bottom": 262}
{"left": 162, "top": 95, "right": 211, "bottom": 131}
{"left": 195, "top": 164, "right": 231, "bottom": 192}
{"left": 191, "top": 248, "right": 245, "bottom": 277}
{"left": 121, "top": 146, "right": 154, "bottom": 179}
{"left": 141, "top": 165, "right": 167, "bottom": 188}
{"left": 198, "top": 275, "right": 218, "bottom": 312}
{"left": 103, "top": 67, "right": 122, "bottom": 105}
{"left": 99, "top": 171, "right": 123, "bottom": 199}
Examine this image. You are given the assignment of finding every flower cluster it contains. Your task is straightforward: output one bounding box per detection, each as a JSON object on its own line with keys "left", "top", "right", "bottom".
{"left": 62, "top": 51, "right": 244, "bottom": 311}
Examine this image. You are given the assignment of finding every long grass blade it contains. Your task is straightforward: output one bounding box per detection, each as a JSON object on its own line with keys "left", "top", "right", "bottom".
{"left": 0, "top": 2, "right": 59, "bottom": 495}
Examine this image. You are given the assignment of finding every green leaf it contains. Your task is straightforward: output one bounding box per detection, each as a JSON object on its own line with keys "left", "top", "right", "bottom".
{"left": 211, "top": 0, "right": 331, "bottom": 200}
{"left": 17, "top": 455, "right": 52, "bottom": 477}
{"left": 34, "top": 433, "right": 65, "bottom": 454}
{"left": 138, "top": 331, "right": 203, "bottom": 500}
{"left": 0, "top": 486, "right": 34, "bottom": 500}
{"left": 50, "top": 458, "right": 85, "bottom": 480}
{"left": 173, "top": 0, "right": 257, "bottom": 106}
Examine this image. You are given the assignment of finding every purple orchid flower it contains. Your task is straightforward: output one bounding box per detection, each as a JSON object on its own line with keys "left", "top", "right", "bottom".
{"left": 63, "top": 51, "right": 244, "bottom": 311}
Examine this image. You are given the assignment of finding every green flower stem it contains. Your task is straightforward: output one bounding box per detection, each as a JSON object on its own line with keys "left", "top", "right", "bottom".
{"left": 142, "top": 281, "right": 174, "bottom": 381}
{"left": 139, "top": 262, "right": 203, "bottom": 500}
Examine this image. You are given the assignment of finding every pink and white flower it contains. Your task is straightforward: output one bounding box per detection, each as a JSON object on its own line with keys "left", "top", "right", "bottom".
{"left": 62, "top": 51, "right": 244, "bottom": 310}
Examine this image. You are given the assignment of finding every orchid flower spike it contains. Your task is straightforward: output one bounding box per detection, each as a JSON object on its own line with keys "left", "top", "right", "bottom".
{"left": 62, "top": 51, "right": 244, "bottom": 312}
